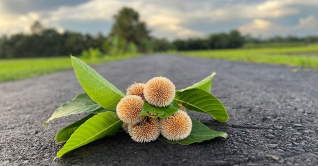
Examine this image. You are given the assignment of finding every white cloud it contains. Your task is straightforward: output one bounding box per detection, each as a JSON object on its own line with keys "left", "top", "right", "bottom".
{"left": 254, "top": 1, "right": 300, "bottom": 18}
{"left": 238, "top": 19, "right": 277, "bottom": 36}
{"left": 238, "top": 15, "right": 318, "bottom": 37}
{"left": 297, "top": 15, "right": 318, "bottom": 29}
{"left": 0, "top": 1, "right": 64, "bottom": 36}
{"left": 44, "top": 0, "right": 205, "bottom": 39}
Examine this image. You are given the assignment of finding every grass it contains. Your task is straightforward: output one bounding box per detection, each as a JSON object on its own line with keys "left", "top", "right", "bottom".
{"left": 0, "top": 55, "right": 137, "bottom": 83}
{"left": 176, "top": 45, "right": 318, "bottom": 69}
{"left": 243, "top": 42, "right": 306, "bottom": 48}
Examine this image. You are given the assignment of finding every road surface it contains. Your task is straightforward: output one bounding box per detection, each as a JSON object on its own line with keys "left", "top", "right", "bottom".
{"left": 1, "top": 54, "right": 318, "bottom": 165}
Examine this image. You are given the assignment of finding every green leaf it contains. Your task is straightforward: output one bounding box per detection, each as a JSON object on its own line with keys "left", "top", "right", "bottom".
{"left": 139, "top": 100, "right": 180, "bottom": 118}
{"left": 43, "top": 93, "right": 103, "bottom": 126}
{"left": 160, "top": 118, "right": 227, "bottom": 145}
{"left": 178, "top": 72, "right": 216, "bottom": 93}
{"left": 55, "top": 114, "right": 94, "bottom": 143}
{"left": 175, "top": 89, "right": 229, "bottom": 122}
{"left": 56, "top": 111, "right": 123, "bottom": 157}
{"left": 71, "top": 56, "right": 125, "bottom": 110}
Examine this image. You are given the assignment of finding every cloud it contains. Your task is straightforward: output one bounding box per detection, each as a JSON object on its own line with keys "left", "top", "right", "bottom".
{"left": 238, "top": 19, "right": 277, "bottom": 36}
{"left": 238, "top": 15, "right": 318, "bottom": 37}
{"left": 297, "top": 15, "right": 318, "bottom": 29}
{"left": 43, "top": 0, "right": 205, "bottom": 39}
{"left": 254, "top": 1, "right": 300, "bottom": 18}
{"left": 0, "top": 1, "right": 65, "bottom": 36}
{"left": 0, "top": 2, "right": 36, "bottom": 35}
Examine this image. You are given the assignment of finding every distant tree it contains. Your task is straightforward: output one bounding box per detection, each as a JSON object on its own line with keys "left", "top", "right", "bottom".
{"left": 110, "top": 7, "right": 150, "bottom": 52}
{"left": 171, "top": 39, "right": 184, "bottom": 50}
{"left": 30, "top": 21, "right": 45, "bottom": 35}
{"left": 228, "top": 30, "right": 245, "bottom": 48}
{"left": 0, "top": 22, "right": 109, "bottom": 58}
{"left": 151, "top": 38, "right": 171, "bottom": 52}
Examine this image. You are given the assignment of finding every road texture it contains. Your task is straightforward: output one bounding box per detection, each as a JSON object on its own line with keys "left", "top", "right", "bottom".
{"left": 1, "top": 54, "right": 318, "bottom": 165}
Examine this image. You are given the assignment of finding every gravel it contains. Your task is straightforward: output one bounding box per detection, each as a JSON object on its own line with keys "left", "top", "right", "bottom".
{"left": 1, "top": 54, "right": 318, "bottom": 165}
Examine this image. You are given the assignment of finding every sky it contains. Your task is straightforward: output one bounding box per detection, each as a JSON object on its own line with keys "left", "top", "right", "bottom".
{"left": 1, "top": 0, "right": 318, "bottom": 40}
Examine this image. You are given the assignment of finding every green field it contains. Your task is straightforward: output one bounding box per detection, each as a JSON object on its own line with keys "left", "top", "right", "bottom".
{"left": 0, "top": 56, "right": 135, "bottom": 83}
{"left": 177, "top": 45, "right": 318, "bottom": 69}
{"left": 243, "top": 42, "right": 307, "bottom": 48}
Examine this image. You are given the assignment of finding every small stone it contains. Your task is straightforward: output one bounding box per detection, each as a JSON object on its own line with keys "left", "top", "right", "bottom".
{"left": 275, "top": 126, "right": 282, "bottom": 129}
{"left": 266, "top": 134, "right": 275, "bottom": 139}
{"left": 293, "top": 124, "right": 303, "bottom": 127}
{"left": 292, "top": 142, "right": 299, "bottom": 146}
{"left": 268, "top": 144, "right": 278, "bottom": 148}
{"left": 271, "top": 155, "right": 279, "bottom": 161}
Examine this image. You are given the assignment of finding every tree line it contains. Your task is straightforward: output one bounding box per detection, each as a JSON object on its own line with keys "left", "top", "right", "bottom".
{"left": 1, "top": 7, "right": 318, "bottom": 58}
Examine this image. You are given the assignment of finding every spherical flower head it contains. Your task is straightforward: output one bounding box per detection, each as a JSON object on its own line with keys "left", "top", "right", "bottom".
{"left": 126, "top": 83, "right": 145, "bottom": 100}
{"left": 116, "top": 95, "right": 145, "bottom": 124}
{"left": 128, "top": 117, "right": 160, "bottom": 143}
{"left": 160, "top": 110, "right": 192, "bottom": 141}
{"left": 144, "top": 77, "right": 175, "bottom": 107}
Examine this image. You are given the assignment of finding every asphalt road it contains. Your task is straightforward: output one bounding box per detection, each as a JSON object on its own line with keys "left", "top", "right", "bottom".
{"left": 1, "top": 54, "right": 318, "bottom": 165}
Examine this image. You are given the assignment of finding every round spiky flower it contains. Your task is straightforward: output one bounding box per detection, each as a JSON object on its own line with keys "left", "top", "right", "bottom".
{"left": 116, "top": 95, "right": 145, "bottom": 124}
{"left": 144, "top": 77, "right": 175, "bottom": 107}
{"left": 126, "top": 83, "right": 145, "bottom": 100}
{"left": 128, "top": 117, "right": 160, "bottom": 143}
{"left": 160, "top": 110, "right": 192, "bottom": 141}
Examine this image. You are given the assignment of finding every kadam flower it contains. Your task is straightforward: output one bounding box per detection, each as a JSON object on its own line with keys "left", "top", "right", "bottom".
{"left": 144, "top": 77, "right": 175, "bottom": 107}
{"left": 160, "top": 110, "right": 192, "bottom": 141}
{"left": 126, "top": 83, "right": 145, "bottom": 100}
{"left": 116, "top": 95, "right": 145, "bottom": 124}
{"left": 128, "top": 117, "right": 160, "bottom": 142}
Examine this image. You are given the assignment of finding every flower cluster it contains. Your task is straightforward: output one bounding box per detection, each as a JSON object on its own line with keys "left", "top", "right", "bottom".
{"left": 116, "top": 77, "right": 192, "bottom": 143}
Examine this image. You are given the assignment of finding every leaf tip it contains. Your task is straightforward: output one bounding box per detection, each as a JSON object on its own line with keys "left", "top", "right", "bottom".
{"left": 70, "top": 55, "right": 79, "bottom": 62}
{"left": 56, "top": 151, "right": 63, "bottom": 158}
{"left": 223, "top": 133, "right": 228, "bottom": 139}
{"left": 42, "top": 122, "right": 47, "bottom": 127}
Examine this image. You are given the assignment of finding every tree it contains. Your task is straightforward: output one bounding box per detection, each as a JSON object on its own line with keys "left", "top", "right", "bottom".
{"left": 31, "top": 21, "right": 44, "bottom": 35}
{"left": 110, "top": 7, "right": 150, "bottom": 51}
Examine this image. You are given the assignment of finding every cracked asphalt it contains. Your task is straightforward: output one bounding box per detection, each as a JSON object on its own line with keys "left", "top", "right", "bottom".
{"left": 1, "top": 54, "right": 318, "bottom": 165}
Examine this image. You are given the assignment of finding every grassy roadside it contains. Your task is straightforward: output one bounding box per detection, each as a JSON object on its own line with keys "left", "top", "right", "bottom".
{"left": 0, "top": 55, "right": 138, "bottom": 83}
{"left": 175, "top": 45, "right": 318, "bottom": 68}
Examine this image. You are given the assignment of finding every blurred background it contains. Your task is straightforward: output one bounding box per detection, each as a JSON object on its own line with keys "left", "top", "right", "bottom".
{"left": 1, "top": 0, "right": 318, "bottom": 83}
